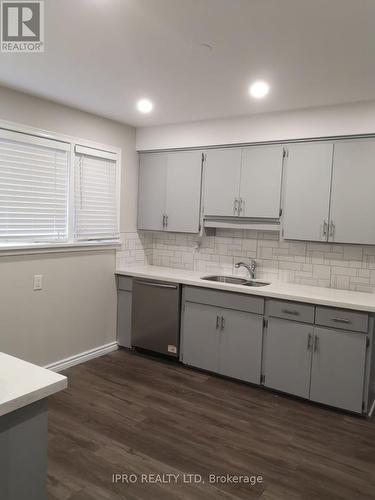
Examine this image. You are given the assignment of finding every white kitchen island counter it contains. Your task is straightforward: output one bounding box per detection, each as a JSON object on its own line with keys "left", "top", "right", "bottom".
{"left": 0, "top": 352, "right": 67, "bottom": 500}
{"left": 0, "top": 352, "right": 67, "bottom": 417}
{"left": 116, "top": 264, "right": 375, "bottom": 312}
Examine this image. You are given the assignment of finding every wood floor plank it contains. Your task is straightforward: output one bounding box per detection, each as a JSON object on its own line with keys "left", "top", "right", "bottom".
{"left": 47, "top": 349, "right": 375, "bottom": 500}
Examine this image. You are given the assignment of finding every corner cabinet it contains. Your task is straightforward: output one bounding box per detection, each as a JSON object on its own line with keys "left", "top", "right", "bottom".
{"left": 181, "top": 287, "right": 264, "bottom": 384}
{"left": 137, "top": 150, "right": 202, "bottom": 233}
{"left": 282, "top": 138, "right": 375, "bottom": 244}
{"left": 263, "top": 300, "right": 370, "bottom": 414}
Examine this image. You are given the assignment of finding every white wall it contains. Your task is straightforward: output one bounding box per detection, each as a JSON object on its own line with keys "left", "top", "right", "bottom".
{"left": 136, "top": 100, "right": 375, "bottom": 150}
{"left": 0, "top": 85, "right": 138, "bottom": 366}
{"left": 0, "top": 85, "right": 138, "bottom": 231}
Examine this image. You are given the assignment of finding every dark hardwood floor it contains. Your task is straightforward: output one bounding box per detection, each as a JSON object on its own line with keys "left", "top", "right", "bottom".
{"left": 47, "top": 349, "right": 375, "bottom": 500}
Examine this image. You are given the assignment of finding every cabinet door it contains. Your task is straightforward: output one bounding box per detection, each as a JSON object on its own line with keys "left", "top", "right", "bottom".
{"left": 165, "top": 151, "right": 202, "bottom": 233}
{"left": 117, "top": 290, "right": 132, "bottom": 348}
{"left": 137, "top": 153, "right": 167, "bottom": 231}
{"left": 240, "top": 145, "right": 283, "bottom": 218}
{"left": 219, "top": 309, "right": 263, "bottom": 384}
{"left": 263, "top": 318, "right": 313, "bottom": 398}
{"left": 282, "top": 143, "right": 333, "bottom": 241}
{"left": 203, "top": 148, "right": 241, "bottom": 216}
{"left": 329, "top": 140, "right": 375, "bottom": 244}
{"left": 310, "top": 327, "right": 367, "bottom": 413}
{"left": 182, "top": 302, "right": 220, "bottom": 372}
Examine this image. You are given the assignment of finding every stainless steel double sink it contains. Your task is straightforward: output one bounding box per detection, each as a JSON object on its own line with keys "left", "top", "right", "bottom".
{"left": 201, "top": 275, "right": 270, "bottom": 287}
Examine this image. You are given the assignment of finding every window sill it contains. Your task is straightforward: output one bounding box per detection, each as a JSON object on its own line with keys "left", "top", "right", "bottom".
{"left": 0, "top": 241, "right": 121, "bottom": 257}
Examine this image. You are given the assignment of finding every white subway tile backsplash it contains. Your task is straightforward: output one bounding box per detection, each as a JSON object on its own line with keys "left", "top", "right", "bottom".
{"left": 118, "top": 230, "right": 375, "bottom": 293}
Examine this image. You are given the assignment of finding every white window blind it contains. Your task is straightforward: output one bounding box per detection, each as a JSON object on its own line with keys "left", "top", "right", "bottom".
{"left": 74, "top": 146, "right": 119, "bottom": 241}
{"left": 0, "top": 130, "right": 69, "bottom": 244}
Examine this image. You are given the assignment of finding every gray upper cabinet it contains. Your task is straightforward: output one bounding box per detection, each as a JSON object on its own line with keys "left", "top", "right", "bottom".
{"left": 282, "top": 142, "right": 333, "bottom": 241}
{"left": 203, "top": 145, "right": 284, "bottom": 219}
{"left": 310, "top": 327, "right": 367, "bottom": 413}
{"left": 138, "top": 153, "right": 167, "bottom": 231}
{"left": 203, "top": 148, "right": 242, "bottom": 217}
{"left": 138, "top": 151, "right": 202, "bottom": 233}
{"left": 219, "top": 308, "right": 263, "bottom": 384}
{"left": 240, "top": 145, "right": 283, "bottom": 218}
{"left": 165, "top": 151, "right": 202, "bottom": 233}
{"left": 329, "top": 140, "right": 375, "bottom": 245}
{"left": 263, "top": 318, "right": 313, "bottom": 399}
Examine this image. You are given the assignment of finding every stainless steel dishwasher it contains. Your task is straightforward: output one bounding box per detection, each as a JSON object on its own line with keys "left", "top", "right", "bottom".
{"left": 131, "top": 278, "right": 181, "bottom": 357}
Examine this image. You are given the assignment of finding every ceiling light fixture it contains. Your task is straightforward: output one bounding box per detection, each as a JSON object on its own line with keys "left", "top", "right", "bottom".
{"left": 249, "top": 81, "right": 270, "bottom": 99}
{"left": 137, "top": 98, "right": 153, "bottom": 113}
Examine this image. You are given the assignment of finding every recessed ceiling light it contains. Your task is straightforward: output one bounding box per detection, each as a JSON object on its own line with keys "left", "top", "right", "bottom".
{"left": 249, "top": 81, "right": 270, "bottom": 99}
{"left": 137, "top": 98, "right": 153, "bottom": 113}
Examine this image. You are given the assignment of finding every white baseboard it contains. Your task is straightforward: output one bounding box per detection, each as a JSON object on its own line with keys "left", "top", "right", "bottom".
{"left": 45, "top": 341, "right": 118, "bottom": 372}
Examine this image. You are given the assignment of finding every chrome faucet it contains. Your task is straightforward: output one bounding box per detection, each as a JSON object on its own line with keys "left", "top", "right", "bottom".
{"left": 235, "top": 260, "right": 257, "bottom": 280}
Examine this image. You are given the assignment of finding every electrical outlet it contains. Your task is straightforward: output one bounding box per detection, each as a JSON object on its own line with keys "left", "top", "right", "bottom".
{"left": 33, "top": 274, "right": 43, "bottom": 291}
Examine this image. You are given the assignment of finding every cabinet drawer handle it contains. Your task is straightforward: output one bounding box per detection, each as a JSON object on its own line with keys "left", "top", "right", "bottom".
{"left": 220, "top": 315, "right": 225, "bottom": 331}
{"left": 281, "top": 309, "right": 300, "bottom": 316}
{"left": 332, "top": 317, "right": 351, "bottom": 324}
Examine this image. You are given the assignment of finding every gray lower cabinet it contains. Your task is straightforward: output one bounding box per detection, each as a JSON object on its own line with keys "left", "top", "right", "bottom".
{"left": 310, "top": 327, "right": 367, "bottom": 413}
{"left": 263, "top": 318, "right": 313, "bottom": 399}
{"left": 117, "top": 290, "right": 132, "bottom": 348}
{"left": 263, "top": 318, "right": 368, "bottom": 413}
{"left": 182, "top": 301, "right": 220, "bottom": 373}
{"left": 219, "top": 308, "right": 262, "bottom": 383}
{"left": 117, "top": 276, "right": 133, "bottom": 348}
{"left": 182, "top": 300, "right": 263, "bottom": 384}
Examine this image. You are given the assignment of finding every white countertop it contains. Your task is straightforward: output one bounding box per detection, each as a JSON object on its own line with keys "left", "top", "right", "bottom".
{"left": 116, "top": 265, "right": 375, "bottom": 312}
{"left": 0, "top": 353, "right": 67, "bottom": 417}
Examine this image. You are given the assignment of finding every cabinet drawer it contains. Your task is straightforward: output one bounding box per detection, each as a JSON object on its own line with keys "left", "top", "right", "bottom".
{"left": 267, "top": 299, "right": 315, "bottom": 324}
{"left": 184, "top": 286, "right": 264, "bottom": 315}
{"left": 315, "top": 306, "right": 368, "bottom": 333}
{"left": 117, "top": 276, "right": 133, "bottom": 292}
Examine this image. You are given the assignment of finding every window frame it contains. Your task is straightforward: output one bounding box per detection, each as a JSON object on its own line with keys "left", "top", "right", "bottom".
{"left": 0, "top": 119, "right": 121, "bottom": 255}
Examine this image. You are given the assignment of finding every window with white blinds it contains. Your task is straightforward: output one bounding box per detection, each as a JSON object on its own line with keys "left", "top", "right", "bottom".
{"left": 74, "top": 146, "right": 119, "bottom": 241}
{"left": 0, "top": 129, "right": 69, "bottom": 244}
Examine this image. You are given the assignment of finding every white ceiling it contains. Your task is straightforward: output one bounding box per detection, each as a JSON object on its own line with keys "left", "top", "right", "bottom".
{"left": 1, "top": 0, "right": 375, "bottom": 127}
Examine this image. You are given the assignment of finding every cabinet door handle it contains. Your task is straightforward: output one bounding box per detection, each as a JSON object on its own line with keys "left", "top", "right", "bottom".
{"left": 162, "top": 214, "right": 166, "bottom": 228}
{"left": 307, "top": 333, "right": 313, "bottom": 351}
{"left": 238, "top": 198, "right": 244, "bottom": 216}
{"left": 282, "top": 309, "right": 300, "bottom": 316}
{"left": 329, "top": 221, "right": 335, "bottom": 239}
{"left": 332, "top": 317, "right": 351, "bottom": 324}
{"left": 220, "top": 315, "right": 225, "bottom": 331}
{"left": 322, "top": 220, "right": 328, "bottom": 238}
{"left": 233, "top": 198, "right": 238, "bottom": 215}
{"left": 313, "top": 334, "right": 319, "bottom": 352}
{"left": 216, "top": 315, "right": 220, "bottom": 330}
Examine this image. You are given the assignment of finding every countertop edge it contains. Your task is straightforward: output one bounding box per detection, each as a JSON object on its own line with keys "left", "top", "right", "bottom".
{"left": 0, "top": 376, "right": 67, "bottom": 418}
{"left": 116, "top": 267, "right": 375, "bottom": 313}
